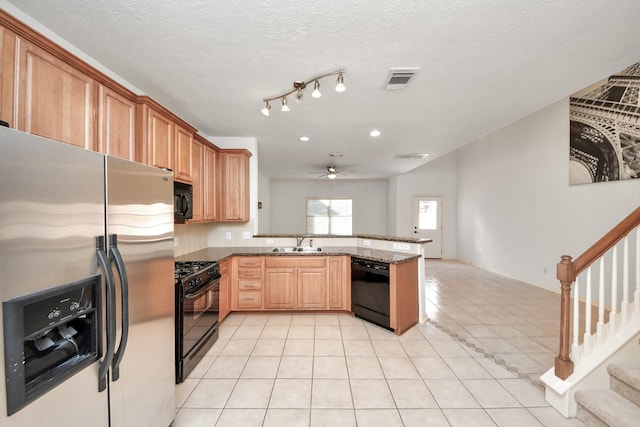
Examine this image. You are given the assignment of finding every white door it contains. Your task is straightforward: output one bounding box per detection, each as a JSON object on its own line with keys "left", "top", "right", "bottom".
{"left": 412, "top": 196, "right": 443, "bottom": 258}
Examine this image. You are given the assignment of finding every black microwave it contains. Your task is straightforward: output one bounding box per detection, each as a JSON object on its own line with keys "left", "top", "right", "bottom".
{"left": 174, "top": 181, "right": 193, "bottom": 220}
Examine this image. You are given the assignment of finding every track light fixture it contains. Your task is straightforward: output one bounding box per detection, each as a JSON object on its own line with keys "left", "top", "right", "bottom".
{"left": 261, "top": 69, "right": 346, "bottom": 115}
{"left": 261, "top": 101, "right": 271, "bottom": 116}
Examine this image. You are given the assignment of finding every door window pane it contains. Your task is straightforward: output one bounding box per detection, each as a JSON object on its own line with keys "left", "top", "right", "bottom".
{"left": 418, "top": 200, "right": 437, "bottom": 230}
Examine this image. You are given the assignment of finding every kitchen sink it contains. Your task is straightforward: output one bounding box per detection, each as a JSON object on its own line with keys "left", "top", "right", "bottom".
{"left": 270, "top": 246, "right": 322, "bottom": 253}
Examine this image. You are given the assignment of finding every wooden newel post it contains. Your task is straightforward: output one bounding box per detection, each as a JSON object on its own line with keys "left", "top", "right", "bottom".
{"left": 555, "top": 255, "right": 575, "bottom": 380}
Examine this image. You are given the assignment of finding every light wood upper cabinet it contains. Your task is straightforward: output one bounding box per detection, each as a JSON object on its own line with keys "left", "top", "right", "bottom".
{"left": 174, "top": 125, "right": 193, "bottom": 183}
{"left": 16, "top": 38, "right": 96, "bottom": 150}
{"left": 0, "top": 27, "right": 17, "bottom": 126}
{"left": 140, "top": 105, "right": 174, "bottom": 170}
{"left": 190, "top": 140, "right": 204, "bottom": 222}
{"left": 203, "top": 145, "right": 220, "bottom": 222}
{"left": 220, "top": 150, "right": 251, "bottom": 222}
{"left": 98, "top": 85, "right": 136, "bottom": 161}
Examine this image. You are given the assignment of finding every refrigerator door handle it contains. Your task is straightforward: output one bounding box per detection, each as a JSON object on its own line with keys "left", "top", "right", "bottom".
{"left": 108, "top": 234, "right": 129, "bottom": 382}
{"left": 96, "top": 236, "right": 117, "bottom": 393}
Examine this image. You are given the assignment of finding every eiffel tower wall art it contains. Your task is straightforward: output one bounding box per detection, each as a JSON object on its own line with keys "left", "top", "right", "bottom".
{"left": 569, "top": 62, "right": 640, "bottom": 185}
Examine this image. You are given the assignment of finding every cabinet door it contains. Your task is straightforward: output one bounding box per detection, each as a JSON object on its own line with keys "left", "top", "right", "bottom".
{"left": 220, "top": 151, "right": 250, "bottom": 222}
{"left": 146, "top": 108, "right": 173, "bottom": 170}
{"left": 219, "top": 260, "right": 230, "bottom": 322}
{"left": 0, "top": 27, "right": 17, "bottom": 126}
{"left": 297, "top": 268, "right": 327, "bottom": 309}
{"left": 328, "top": 257, "right": 348, "bottom": 310}
{"left": 175, "top": 125, "right": 193, "bottom": 183}
{"left": 190, "top": 141, "right": 203, "bottom": 222}
{"left": 98, "top": 85, "right": 136, "bottom": 161}
{"left": 16, "top": 38, "right": 96, "bottom": 150}
{"left": 264, "top": 268, "right": 295, "bottom": 309}
{"left": 203, "top": 146, "right": 219, "bottom": 221}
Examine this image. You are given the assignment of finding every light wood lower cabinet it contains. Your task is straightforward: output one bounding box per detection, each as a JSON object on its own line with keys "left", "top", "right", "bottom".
{"left": 390, "top": 257, "right": 419, "bottom": 335}
{"left": 328, "top": 256, "right": 350, "bottom": 310}
{"left": 218, "top": 259, "right": 230, "bottom": 322}
{"left": 231, "top": 257, "right": 263, "bottom": 311}
{"left": 264, "top": 257, "right": 328, "bottom": 311}
{"left": 264, "top": 268, "right": 295, "bottom": 309}
{"left": 229, "top": 256, "right": 352, "bottom": 313}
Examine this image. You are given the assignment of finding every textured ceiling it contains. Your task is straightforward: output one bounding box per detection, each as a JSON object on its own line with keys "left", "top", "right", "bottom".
{"left": 4, "top": 0, "right": 640, "bottom": 179}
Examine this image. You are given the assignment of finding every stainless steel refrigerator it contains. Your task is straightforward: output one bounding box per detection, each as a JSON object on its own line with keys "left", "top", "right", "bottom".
{"left": 0, "top": 127, "right": 175, "bottom": 426}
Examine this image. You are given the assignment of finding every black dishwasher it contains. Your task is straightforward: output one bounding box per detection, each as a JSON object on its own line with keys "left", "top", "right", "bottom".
{"left": 350, "top": 257, "right": 391, "bottom": 330}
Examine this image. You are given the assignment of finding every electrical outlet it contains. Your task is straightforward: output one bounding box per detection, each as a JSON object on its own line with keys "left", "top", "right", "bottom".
{"left": 363, "top": 239, "right": 371, "bottom": 246}
{"left": 242, "top": 231, "right": 251, "bottom": 239}
{"left": 266, "top": 239, "right": 274, "bottom": 244}
{"left": 225, "top": 232, "right": 232, "bottom": 240}
{"left": 174, "top": 237, "right": 179, "bottom": 248}
{"left": 401, "top": 243, "right": 410, "bottom": 250}
{"left": 393, "top": 243, "right": 402, "bottom": 250}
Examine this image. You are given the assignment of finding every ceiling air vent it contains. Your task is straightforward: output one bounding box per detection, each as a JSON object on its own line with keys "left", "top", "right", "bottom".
{"left": 393, "top": 153, "right": 429, "bottom": 160}
{"left": 384, "top": 67, "right": 420, "bottom": 90}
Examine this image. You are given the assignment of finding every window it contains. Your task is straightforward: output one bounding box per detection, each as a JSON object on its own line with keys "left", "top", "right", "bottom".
{"left": 306, "top": 198, "right": 352, "bottom": 235}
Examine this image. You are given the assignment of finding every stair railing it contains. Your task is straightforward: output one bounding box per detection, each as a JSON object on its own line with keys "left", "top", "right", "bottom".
{"left": 555, "top": 206, "right": 640, "bottom": 380}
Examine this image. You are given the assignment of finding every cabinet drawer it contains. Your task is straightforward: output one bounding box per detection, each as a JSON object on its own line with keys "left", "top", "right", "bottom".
{"left": 265, "top": 256, "right": 326, "bottom": 268}
{"left": 237, "top": 257, "right": 262, "bottom": 267}
{"left": 238, "top": 279, "right": 262, "bottom": 290}
{"left": 237, "top": 291, "right": 262, "bottom": 309}
{"left": 238, "top": 268, "right": 262, "bottom": 279}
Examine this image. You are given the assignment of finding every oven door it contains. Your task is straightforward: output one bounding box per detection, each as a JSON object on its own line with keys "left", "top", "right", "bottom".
{"left": 180, "top": 278, "right": 219, "bottom": 360}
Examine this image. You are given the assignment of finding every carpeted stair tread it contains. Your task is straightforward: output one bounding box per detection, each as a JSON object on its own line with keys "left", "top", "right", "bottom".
{"left": 608, "top": 362, "right": 640, "bottom": 390}
{"left": 575, "top": 389, "right": 640, "bottom": 427}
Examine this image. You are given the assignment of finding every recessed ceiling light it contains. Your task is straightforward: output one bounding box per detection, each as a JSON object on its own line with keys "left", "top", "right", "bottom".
{"left": 369, "top": 130, "right": 381, "bottom": 137}
{"left": 299, "top": 136, "right": 310, "bottom": 142}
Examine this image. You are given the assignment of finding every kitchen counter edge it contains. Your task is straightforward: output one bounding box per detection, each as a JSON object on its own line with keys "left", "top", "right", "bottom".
{"left": 175, "top": 246, "right": 421, "bottom": 265}
{"left": 253, "top": 234, "right": 432, "bottom": 244}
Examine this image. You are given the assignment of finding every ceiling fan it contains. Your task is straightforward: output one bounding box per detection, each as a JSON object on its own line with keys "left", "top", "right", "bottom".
{"left": 309, "top": 165, "right": 356, "bottom": 179}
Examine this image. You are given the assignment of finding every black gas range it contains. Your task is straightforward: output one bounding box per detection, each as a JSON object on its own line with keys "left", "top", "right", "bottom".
{"left": 174, "top": 260, "right": 221, "bottom": 383}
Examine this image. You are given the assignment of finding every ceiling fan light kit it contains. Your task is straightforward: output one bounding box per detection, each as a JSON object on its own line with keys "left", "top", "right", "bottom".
{"left": 261, "top": 69, "right": 346, "bottom": 115}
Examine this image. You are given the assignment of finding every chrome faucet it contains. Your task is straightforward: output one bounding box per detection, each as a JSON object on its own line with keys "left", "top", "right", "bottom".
{"left": 309, "top": 239, "right": 313, "bottom": 248}
{"left": 296, "top": 236, "right": 306, "bottom": 247}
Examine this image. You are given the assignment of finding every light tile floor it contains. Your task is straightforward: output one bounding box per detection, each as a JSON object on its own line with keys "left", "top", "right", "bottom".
{"left": 174, "top": 260, "right": 586, "bottom": 426}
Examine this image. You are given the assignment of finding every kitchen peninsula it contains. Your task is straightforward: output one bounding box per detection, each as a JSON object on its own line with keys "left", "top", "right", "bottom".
{"left": 176, "top": 234, "right": 430, "bottom": 335}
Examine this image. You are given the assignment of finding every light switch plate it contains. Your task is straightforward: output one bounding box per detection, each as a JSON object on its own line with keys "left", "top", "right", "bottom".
{"left": 242, "top": 231, "right": 251, "bottom": 239}
{"left": 363, "top": 239, "right": 371, "bottom": 246}
{"left": 174, "top": 237, "right": 179, "bottom": 247}
{"left": 225, "top": 232, "right": 232, "bottom": 240}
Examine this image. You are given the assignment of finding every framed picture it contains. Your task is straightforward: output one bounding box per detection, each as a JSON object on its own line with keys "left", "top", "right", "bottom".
{"left": 569, "top": 62, "right": 640, "bottom": 184}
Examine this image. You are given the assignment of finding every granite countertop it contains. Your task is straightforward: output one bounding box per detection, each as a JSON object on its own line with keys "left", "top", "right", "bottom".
{"left": 175, "top": 246, "right": 421, "bottom": 265}
{"left": 253, "top": 233, "right": 432, "bottom": 244}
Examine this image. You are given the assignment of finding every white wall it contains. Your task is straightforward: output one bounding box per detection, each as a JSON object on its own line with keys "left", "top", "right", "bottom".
{"left": 258, "top": 173, "right": 272, "bottom": 232}
{"left": 456, "top": 99, "right": 640, "bottom": 291}
{"left": 270, "top": 179, "right": 388, "bottom": 234}
{"left": 388, "top": 154, "right": 458, "bottom": 258}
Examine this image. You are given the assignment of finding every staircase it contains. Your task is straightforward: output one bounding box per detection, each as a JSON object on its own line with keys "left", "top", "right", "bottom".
{"left": 540, "top": 207, "right": 640, "bottom": 418}
{"left": 576, "top": 362, "right": 640, "bottom": 427}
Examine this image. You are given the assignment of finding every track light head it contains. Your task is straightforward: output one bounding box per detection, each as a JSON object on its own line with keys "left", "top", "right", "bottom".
{"left": 312, "top": 80, "right": 321, "bottom": 98}
{"left": 261, "top": 101, "right": 271, "bottom": 116}
{"left": 281, "top": 97, "right": 289, "bottom": 112}
{"left": 335, "top": 72, "right": 346, "bottom": 92}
